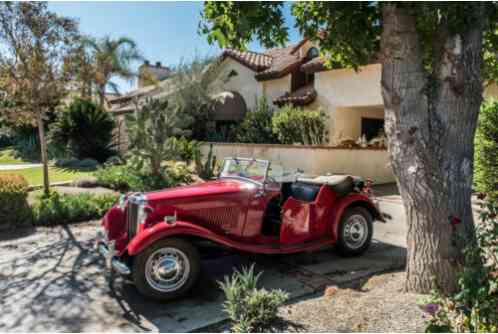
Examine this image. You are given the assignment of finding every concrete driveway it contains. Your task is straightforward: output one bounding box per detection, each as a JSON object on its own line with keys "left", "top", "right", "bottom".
{"left": 0, "top": 185, "right": 408, "bottom": 332}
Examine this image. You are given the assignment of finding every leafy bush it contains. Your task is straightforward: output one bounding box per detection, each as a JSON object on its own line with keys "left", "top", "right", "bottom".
{"left": 219, "top": 264, "right": 289, "bottom": 333}
{"left": 12, "top": 128, "right": 40, "bottom": 161}
{"left": 0, "top": 174, "right": 32, "bottom": 228}
{"left": 32, "top": 191, "right": 118, "bottom": 226}
{"left": 272, "top": 104, "right": 329, "bottom": 145}
{"left": 94, "top": 161, "right": 192, "bottom": 192}
{"left": 422, "top": 194, "right": 498, "bottom": 332}
{"left": 193, "top": 143, "right": 218, "bottom": 180}
{"left": 175, "top": 137, "right": 199, "bottom": 165}
{"left": 49, "top": 98, "right": 116, "bottom": 162}
{"left": 474, "top": 99, "right": 498, "bottom": 200}
{"left": 235, "top": 97, "right": 280, "bottom": 144}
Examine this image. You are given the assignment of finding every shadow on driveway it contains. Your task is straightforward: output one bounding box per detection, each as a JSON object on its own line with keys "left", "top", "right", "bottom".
{"left": 0, "top": 219, "right": 406, "bottom": 332}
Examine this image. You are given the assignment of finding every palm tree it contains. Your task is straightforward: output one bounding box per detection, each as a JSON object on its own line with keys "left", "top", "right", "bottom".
{"left": 83, "top": 36, "right": 142, "bottom": 108}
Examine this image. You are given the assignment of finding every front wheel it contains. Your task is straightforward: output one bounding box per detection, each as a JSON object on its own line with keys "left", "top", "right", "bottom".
{"left": 132, "top": 238, "right": 200, "bottom": 301}
{"left": 336, "top": 207, "right": 373, "bottom": 257}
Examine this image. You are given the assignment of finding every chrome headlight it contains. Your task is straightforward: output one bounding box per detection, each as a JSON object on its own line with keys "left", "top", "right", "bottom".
{"left": 137, "top": 203, "right": 148, "bottom": 225}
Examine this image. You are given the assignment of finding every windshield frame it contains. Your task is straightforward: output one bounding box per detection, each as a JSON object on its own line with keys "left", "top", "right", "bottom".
{"left": 219, "top": 157, "right": 270, "bottom": 186}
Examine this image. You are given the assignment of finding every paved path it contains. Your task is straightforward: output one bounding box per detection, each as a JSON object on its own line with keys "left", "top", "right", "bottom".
{"left": 0, "top": 188, "right": 408, "bottom": 332}
{"left": 0, "top": 163, "right": 42, "bottom": 171}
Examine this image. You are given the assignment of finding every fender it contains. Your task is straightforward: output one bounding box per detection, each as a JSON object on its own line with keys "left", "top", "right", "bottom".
{"left": 329, "top": 193, "right": 382, "bottom": 241}
{"left": 126, "top": 220, "right": 335, "bottom": 256}
{"left": 127, "top": 221, "right": 230, "bottom": 256}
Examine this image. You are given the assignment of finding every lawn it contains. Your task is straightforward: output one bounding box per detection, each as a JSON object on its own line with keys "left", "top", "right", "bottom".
{"left": 0, "top": 166, "right": 93, "bottom": 185}
{"left": 0, "top": 147, "right": 28, "bottom": 164}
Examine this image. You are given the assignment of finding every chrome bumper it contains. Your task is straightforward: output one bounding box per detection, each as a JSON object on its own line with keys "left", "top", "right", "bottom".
{"left": 95, "top": 231, "right": 131, "bottom": 276}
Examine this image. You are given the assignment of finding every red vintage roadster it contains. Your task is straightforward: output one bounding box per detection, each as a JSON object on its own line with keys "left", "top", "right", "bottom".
{"left": 96, "top": 158, "right": 384, "bottom": 300}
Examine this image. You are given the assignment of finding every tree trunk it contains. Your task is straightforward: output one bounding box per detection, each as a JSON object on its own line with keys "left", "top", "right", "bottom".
{"left": 98, "top": 84, "right": 105, "bottom": 110}
{"left": 36, "top": 110, "right": 50, "bottom": 197}
{"left": 380, "top": 4, "right": 484, "bottom": 294}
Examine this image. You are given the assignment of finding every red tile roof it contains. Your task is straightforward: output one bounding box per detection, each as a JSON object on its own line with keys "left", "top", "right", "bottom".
{"left": 273, "top": 84, "right": 317, "bottom": 107}
{"left": 221, "top": 49, "right": 272, "bottom": 72}
{"left": 221, "top": 40, "right": 308, "bottom": 81}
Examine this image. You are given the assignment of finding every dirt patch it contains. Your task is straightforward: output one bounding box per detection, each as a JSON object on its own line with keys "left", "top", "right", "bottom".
{"left": 278, "top": 271, "right": 425, "bottom": 332}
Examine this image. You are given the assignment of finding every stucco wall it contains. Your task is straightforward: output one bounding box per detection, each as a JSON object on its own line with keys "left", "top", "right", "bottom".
{"left": 215, "top": 58, "right": 263, "bottom": 111}
{"left": 201, "top": 143, "right": 394, "bottom": 184}
{"left": 333, "top": 106, "right": 384, "bottom": 142}
{"left": 315, "top": 64, "right": 383, "bottom": 108}
{"left": 262, "top": 75, "right": 291, "bottom": 106}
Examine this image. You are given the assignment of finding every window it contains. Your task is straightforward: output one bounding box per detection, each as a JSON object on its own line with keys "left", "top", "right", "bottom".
{"left": 361, "top": 118, "right": 385, "bottom": 141}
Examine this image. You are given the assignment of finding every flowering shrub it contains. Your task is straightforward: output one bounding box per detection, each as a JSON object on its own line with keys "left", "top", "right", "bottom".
{"left": 423, "top": 194, "right": 498, "bottom": 332}
{"left": 219, "top": 264, "right": 289, "bottom": 332}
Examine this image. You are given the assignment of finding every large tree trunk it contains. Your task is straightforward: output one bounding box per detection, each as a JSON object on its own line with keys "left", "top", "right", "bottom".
{"left": 36, "top": 110, "right": 50, "bottom": 197}
{"left": 380, "top": 4, "right": 484, "bottom": 293}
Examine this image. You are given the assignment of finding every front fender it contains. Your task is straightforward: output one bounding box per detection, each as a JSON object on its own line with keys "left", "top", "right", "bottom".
{"left": 330, "top": 194, "right": 382, "bottom": 241}
{"left": 127, "top": 220, "right": 230, "bottom": 256}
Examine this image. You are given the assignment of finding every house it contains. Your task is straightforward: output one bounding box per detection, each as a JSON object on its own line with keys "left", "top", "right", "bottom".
{"left": 111, "top": 40, "right": 498, "bottom": 146}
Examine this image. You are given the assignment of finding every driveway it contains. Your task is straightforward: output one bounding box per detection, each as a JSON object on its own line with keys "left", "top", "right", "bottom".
{"left": 0, "top": 185, "right": 408, "bottom": 332}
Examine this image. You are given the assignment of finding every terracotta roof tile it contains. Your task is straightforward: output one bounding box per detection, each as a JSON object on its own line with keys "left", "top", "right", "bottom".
{"left": 273, "top": 84, "right": 317, "bottom": 107}
{"left": 221, "top": 49, "right": 272, "bottom": 72}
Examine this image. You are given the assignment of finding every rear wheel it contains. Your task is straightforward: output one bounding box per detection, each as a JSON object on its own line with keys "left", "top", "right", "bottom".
{"left": 132, "top": 238, "right": 200, "bottom": 301}
{"left": 336, "top": 207, "right": 373, "bottom": 256}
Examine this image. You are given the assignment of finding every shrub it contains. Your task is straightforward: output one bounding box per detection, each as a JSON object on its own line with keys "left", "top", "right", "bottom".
{"left": 272, "top": 104, "right": 328, "bottom": 145}
{"left": 12, "top": 128, "right": 40, "bottom": 161}
{"left": 474, "top": 99, "right": 498, "bottom": 200}
{"left": 0, "top": 174, "right": 32, "bottom": 228}
{"left": 49, "top": 98, "right": 116, "bottom": 162}
{"left": 175, "top": 137, "right": 199, "bottom": 165}
{"left": 94, "top": 162, "right": 192, "bottom": 192}
{"left": 219, "top": 264, "right": 289, "bottom": 333}
{"left": 72, "top": 176, "right": 99, "bottom": 188}
{"left": 235, "top": 97, "right": 279, "bottom": 144}
{"left": 422, "top": 194, "right": 498, "bottom": 332}
{"left": 32, "top": 191, "right": 118, "bottom": 226}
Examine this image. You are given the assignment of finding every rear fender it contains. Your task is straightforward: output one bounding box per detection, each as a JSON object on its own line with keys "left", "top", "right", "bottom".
{"left": 127, "top": 220, "right": 232, "bottom": 256}
{"left": 329, "top": 194, "right": 382, "bottom": 241}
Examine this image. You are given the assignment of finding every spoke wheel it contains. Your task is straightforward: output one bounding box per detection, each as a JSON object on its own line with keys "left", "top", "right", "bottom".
{"left": 337, "top": 207, "right": 373, "bottom": 256}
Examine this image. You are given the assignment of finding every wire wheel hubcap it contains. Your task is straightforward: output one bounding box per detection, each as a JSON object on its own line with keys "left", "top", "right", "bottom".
{"left": 343, "top": 214, "right": 368, "bottom": 249}
{"left": 145, "top": 247, "right": 190, "bottom": 293}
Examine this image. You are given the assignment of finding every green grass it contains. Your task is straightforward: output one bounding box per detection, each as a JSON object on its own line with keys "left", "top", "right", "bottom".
{"left": 0, "top": 147, "right": 27, "bottom": 164}
{"left": 0, "top": 166, "right": 93, "bottom": 186}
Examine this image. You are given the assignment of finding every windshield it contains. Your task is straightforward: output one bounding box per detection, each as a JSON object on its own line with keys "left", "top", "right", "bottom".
{"left": 220, "top": 158, "right": 269, "bottom": 183}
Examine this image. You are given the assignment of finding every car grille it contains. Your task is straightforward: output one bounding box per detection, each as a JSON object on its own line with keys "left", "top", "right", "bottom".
{"left": 127, "top": 201, "right": 139, "bottom": 240}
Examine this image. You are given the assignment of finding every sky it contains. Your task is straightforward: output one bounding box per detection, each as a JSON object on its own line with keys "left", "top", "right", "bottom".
{"left": 48, "top": 1, "right": 302, "bottom": 93}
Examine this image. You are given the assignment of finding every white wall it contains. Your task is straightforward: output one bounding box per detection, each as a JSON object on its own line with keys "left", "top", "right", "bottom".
{"left": 262, "top": 75, "right": 291, "bottom": 106}
{"left": 315, "top": 64, "right": 383, "bottom": 108}
{"left": 202, "top": 143, "right": 394, "bottom": 184}
{"left": 215, "top": 58, "right": 263, "bottom": 111}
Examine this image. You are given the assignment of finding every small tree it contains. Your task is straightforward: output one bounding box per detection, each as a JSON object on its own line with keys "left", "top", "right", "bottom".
{"left": 474, "top": 99, "right": 498, "bottom": 200}
{"left": 126, "top": 97, "right": 191, "bottom": 177}
{"left": 168, "top": 57, "right": 222, "bottom": 140}
{"left": 0, "top": 2, "right": 79, "bottom": 196}
{"left": 49, "top": 98, "right": 116, "bottom": 162}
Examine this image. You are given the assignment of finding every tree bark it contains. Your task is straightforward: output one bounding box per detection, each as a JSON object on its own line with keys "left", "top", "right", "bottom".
{"left": 380, "top": 4, "right": 484, "bottom": 294}
{"left": 98, "top": 84, "right": 105, "bottom": 110}
{"left": 36, "top": 110, "right": 50, "bottom": 197}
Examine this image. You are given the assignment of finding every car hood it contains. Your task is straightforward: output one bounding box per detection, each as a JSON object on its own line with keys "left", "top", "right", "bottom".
{"left": 144, "top": 178, "right": 255, "bottom": 203}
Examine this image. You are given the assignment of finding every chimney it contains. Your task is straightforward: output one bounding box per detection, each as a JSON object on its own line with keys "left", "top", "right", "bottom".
{"left": 156, "top": 61, "right": 162, "bottom": 67}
